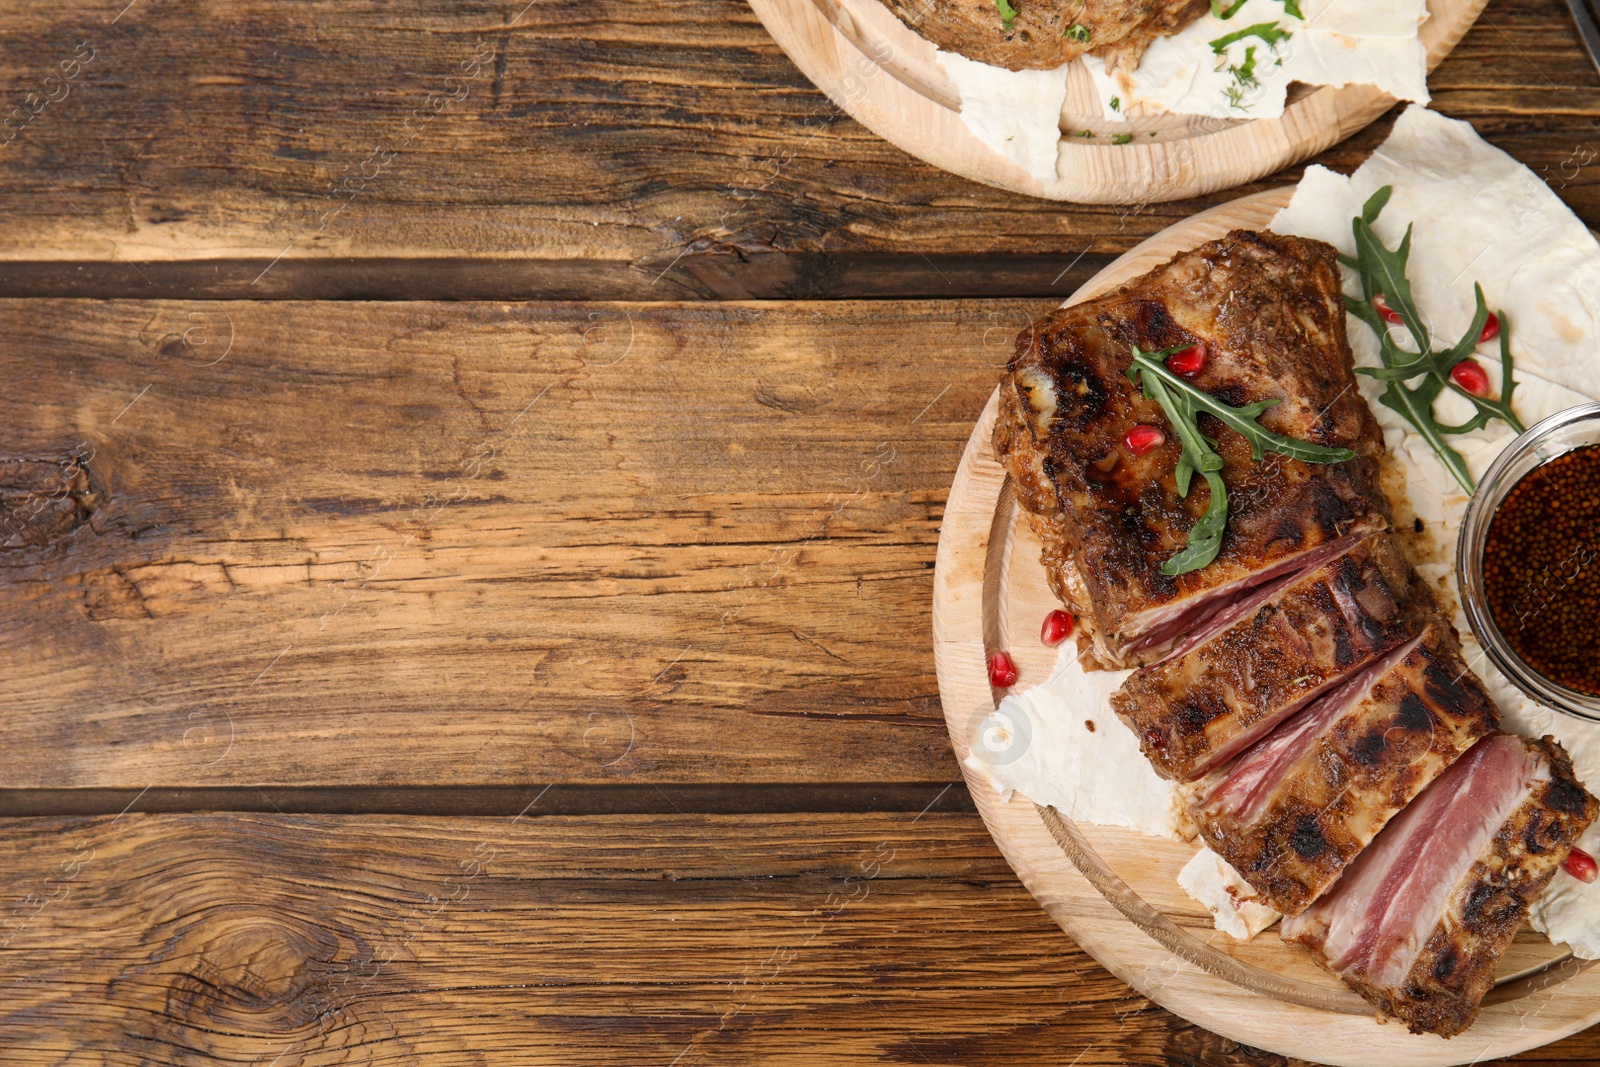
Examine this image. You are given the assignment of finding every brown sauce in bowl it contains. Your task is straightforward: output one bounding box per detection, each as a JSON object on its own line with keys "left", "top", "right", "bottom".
{"left": 1483, "top": 445, "right": 1600, "bottom": 697}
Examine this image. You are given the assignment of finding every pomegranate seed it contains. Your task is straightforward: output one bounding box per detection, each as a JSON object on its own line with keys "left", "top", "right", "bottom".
{"left": 1142, "top": 728, "right": 1166, "bottom": 750}
{"left": 1040, "top": 609, "right": 1075, "bottom": 647}
{"left": 1563, "top": 847, "right": 1598, "bottom": 884}
{"left": 1450, "top": 360, "right": 1490, "bottom": 397}
{"left": 1479, "top": 312, "right": 1501, "bottom": 345}
{"left": 1166, "top": 344, "right": 1207, "bottom": 376}
{"left": 1124, "top": 425, "right": 1166, "bottom": 455}
{"left": 1373, "top": 293, "right": 1403, "bottom": 325}
{"left": 987, "top": 650, "right": 1018, "bottom": 688}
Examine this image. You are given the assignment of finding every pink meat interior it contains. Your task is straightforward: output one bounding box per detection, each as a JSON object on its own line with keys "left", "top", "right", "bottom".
{"left": 1127, "top": 533, "right": 1365, "bottom": 662}
{"left": 1201, "top": 635, "right": 1424, "bottom": 825}
{"left": 1281, "top": 734, "right": 1544, "bottom": 988}
{"left": 1189, "top": 673, "right": 1355, "bottom": 779}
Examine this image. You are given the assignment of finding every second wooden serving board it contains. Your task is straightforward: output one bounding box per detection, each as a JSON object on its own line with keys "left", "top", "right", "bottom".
{"left": 751, "top": 0, "right": 1490, "bottom": 204}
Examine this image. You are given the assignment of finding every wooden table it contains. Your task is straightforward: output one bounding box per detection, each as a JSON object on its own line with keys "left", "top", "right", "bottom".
{"left": 1, "top": 2, "right": 1596, "bottom": 1063}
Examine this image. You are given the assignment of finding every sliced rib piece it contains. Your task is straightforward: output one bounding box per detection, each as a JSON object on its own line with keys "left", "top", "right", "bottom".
{"left": 1111, "top": 533, "right": 1426, "bottom": 782}
{"left": 1192, "top": 619, "right": 1499, "bottom": 915}
{"left": 1282, "top": 733, "right": 1598, "bottom": 1037}
{"left": 995, "top": 230, "right": 1389, "bottom": 671}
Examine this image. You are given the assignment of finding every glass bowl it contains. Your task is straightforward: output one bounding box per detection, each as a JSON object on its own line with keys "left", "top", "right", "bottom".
{"left": 1457, "top": 401, "right": 1600, "bottom": 724}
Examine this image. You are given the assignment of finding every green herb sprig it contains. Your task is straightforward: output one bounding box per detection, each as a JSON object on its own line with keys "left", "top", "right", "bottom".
{"left": 1211, "top": 0, "right": 1303, "bottom": 18}
{"left": 1128, "top": 345, "right": 1356, "bottom": 575}
{"left": 1340, "top": 185, "right": 1524, "bottom": 494}
{"left": 996, "top": 0, "right": 1017, "bottom": 30}
{"left": 1209, "top": 19, "right": 1290, "bottom": 111}
{"left": 1209, "top": 21, "right": 1291, "bottom": 52}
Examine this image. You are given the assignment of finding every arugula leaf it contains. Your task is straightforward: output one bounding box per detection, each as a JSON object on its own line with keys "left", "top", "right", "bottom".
{"left": 1162, "top": 468, "right": 1230, "bottom": 575}
{"left": 1127, "top": 345, "right": 1355, "bottom": 576}
{"left": 1341, "top": 185, "right": 1526, "bottom": 493}
{"left": 996, "top": 0, "right": 1017, "bottom": 30}
{"left": 1494, "top": 313, "right": 1521, "bottom": 424}
{"left": 1280, "top": 0, "right": 1303, "bottom": 16}
{"left": 1375, "top": 372, "right": 1475, "bottom": 494}
{"left": 1359, "top": 183, "right": 1392, "bottom": 224}
{"left": 1210, "top": 21, "right": 1291, "bottom": 52}
{"left": 1129, "top": 355, "right": 1229, "bottom": 575}
{"left": 1129, "top": 349, "right": 1356, "bottom": 464}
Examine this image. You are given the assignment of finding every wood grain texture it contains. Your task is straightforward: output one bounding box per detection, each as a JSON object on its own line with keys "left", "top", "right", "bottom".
{"left": 932, "top": 190, "right": 1600, "bottom": 1063}
{"left": 0, "top": 0, "right": 1595, "bottom": 297}
{"left": 0, "top": 808, "right": 1594, "bottom": 1066}
{"left": 0, "top": 296, "right": 1067, "bottom": 790}
{"left": 752, "top": 0, "right": 1485, "bottom": 203}
{"left": 4, "top": 6, "right": 1600, "bottom": 1065}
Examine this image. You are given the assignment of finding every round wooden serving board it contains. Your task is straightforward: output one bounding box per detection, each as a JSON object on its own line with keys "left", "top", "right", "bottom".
{"left": 749, "top": 0, "right": 1488, "bottom": 204}
{"left": 931, "top": 187, "right": 1600, "bottom": 1065}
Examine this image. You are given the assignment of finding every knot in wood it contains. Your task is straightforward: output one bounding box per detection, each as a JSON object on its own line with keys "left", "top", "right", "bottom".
{"left": 0, "top": 447, "right": 101, "bottom": 550}
{"left": 157, "top": 908, "right": 340, "bottom": 1032}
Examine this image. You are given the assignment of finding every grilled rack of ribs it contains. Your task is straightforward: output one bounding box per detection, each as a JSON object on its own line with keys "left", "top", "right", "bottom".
{"left": 1282, "top": 733, "right": 1597, "bottom": 1037}
{"left": 995, "top": 230, "right": 1389, "bottom": 671}
{"left": 994, "top": 227, "right": 1600, "bottom": 1039}
{"left": 1191, "top": 619, "right": 1499, "bottom": 916}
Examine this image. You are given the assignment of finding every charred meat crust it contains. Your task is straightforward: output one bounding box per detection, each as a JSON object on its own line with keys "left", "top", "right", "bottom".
{"left": 994, "top": 229, "right": 1390, "bottom": 671}
{"left": 878, "top": 0, "right": 1209, "bottom": 72}
{"left": 1334, "top": 737, "right": 1597, "bottom": 1037}
{"left": 1193, "top": 620, "right": 1499, "bottom": 916}
{"left": 1111, "top": 533, "right": 1427, "bottom": 782}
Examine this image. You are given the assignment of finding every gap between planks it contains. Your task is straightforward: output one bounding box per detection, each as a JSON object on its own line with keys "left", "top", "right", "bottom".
{"left": 0, "top": 781, "right": 976, "bottom": 818}
{"left": 0, "top": 254, "right": 1117, "bottom": 301}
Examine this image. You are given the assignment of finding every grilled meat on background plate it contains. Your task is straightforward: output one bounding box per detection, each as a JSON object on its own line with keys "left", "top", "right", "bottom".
{"left": 995, "top": 230, "right": 1389, "bottom": 671}
{"left": 879, "top": 0, "right": 1209, "bottom": 72}
{"left": 1111, "top": 533, "right": 1427, "bottom": 782}
{"left": 1282, "top": 733, "right": 1598, "bottom": 1037}
{"left": 1192, "top": 619, "right": 1500, "bottom": 916}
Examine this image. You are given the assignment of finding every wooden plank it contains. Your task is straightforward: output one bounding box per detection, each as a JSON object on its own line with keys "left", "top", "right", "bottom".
{"left": 0, "top": 810, "right": 1590, "bottom": 1065}
{"left": 0, "top": 297, "right": 1056, "bottom": 789}
{"left": 0, "top": 0, "right": 1594, "bottom": 298}
{"left": 0, "top": 810, "right": 1137, "bottom": 1065}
